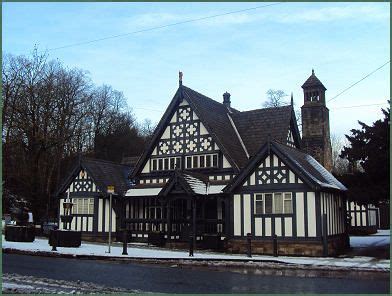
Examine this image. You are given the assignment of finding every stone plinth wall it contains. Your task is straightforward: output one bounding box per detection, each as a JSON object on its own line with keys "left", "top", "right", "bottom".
{"left": 227, "top": 234, "right": 349, "bottom": 257}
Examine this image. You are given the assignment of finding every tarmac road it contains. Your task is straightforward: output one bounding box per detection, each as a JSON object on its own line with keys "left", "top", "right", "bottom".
{"left": 3, "top": 254, "right": 390, "bottom": 294}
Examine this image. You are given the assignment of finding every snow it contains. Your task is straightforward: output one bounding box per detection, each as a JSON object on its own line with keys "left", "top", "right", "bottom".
{"left": 125, "top": 187, "right": 162, "bottom": 196}
{"left": 350, "top": 230, "right": 390, "bottom": 248}
{"left": 2, "top": 234, "right": 389, "bottom": 271}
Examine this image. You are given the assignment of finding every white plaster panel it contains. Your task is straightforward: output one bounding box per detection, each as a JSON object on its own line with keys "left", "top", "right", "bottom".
{"left": 289, "top": 170, "right": 295, "bottom": 183}
{"left": 250, "top": 173, "right": 256, "bottom": 185}
{"left": 161, "top": 126, "right": 171, "bottom": 139}
{"left": 307, "top": 192, "right": 316, "bottom": 237}
{"left": 243, "top": 194, "right": 251, "bottom": 235}
{"left": 255, "top": 218, "right": 262, "bottom": 236}
{"left": 284, "top": 217, "right": 292, "bottom": 236}
{"left": 142, "top": 161, "right": 150, "bottom": 173}
{"left": 275, "top": 218, "right": 282, "bottom": 236}
{"left": 233, "top": 195, "right": 242, "bottom": 236}
{"left": 296, "top": 193, "right": 305, "bottom": 237}
{"left": 265, "top": 217, "right": 271, "bottom": 236}
{"left": 98, "top": 199, "right": 103, "bottom": 232}
{"left": 265, "top": 156, "right": 270, "bottom": 167}
{"left": 273, "top": 155, "right": 279, "bottom": 167}
{"left": 200, "top": 122, "right": 209, "bottom": 135}
{"left": 223, "top": 156, "right": 231, "bottom": 168}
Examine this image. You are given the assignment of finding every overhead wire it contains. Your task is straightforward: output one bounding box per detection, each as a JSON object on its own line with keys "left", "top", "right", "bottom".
{"left": 49, "top": 2, "right": 284, "bottom": 51}
{"left": 328, "top": 60, "right": 390, "bottom": 102}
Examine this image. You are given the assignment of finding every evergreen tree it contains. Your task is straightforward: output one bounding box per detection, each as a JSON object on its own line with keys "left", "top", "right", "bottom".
{"left": 339, "top": 104, "right": 390, "bottom": 204}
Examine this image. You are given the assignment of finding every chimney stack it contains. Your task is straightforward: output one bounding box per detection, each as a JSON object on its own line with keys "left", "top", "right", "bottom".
{"left": 223, "top": 91, "right": 231, "bottom": 108}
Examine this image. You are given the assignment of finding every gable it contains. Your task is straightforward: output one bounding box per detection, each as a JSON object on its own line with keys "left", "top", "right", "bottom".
{"left": 66, "top": 169, "right": 100, "bottom": 194}
{"left": 240, "top": 153, "right": 304, "bottom": 187}
{"left": 141, "top": 98, "right": 232, "bottom": 174}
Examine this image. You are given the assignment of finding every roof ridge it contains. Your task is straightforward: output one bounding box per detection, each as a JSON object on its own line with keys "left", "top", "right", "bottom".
{"left": 83, "top": 157, "right": 130, "bottom": 167}
{"left": 237, "top": 105, "right": 292, "bottom": 114}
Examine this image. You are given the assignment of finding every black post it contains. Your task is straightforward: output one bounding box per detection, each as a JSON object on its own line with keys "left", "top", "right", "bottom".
{"left": 273, "top": 234, "right": 278, "bottom": 257}
{"left": 51, "top": 230, "right": 57, "bottom": 251}
{"left": 189, "top": 231, "right": 194, "bottom": 257}
{"left": 322, "top": 213, "right": 328, "bottom": 257}
{"left": 167, "top": 202, "right": 171, "bottom": 243}
{"left": 122, "top": 229, "right": 128, "bottom": 255}
{"left": 246, "top": 233, "right": 252, "bottom": 257}
{"left": 192, "top": 198, "right": 196, "bottom": 251}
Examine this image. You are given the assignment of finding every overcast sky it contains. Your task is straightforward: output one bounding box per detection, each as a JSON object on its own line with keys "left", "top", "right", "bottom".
{"left": 3, "top": 2, "right": 390, "bottom": 138}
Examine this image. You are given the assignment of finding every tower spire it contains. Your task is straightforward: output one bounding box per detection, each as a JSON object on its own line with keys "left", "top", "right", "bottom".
{"left": 291, "top": 92, "right": 294, "bottom": 106}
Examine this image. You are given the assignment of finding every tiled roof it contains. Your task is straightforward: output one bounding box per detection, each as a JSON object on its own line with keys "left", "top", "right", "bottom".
{"left": 81, "top": 158, "right": 133, "bottom": 195}
{"left": 302, "top": 71, "right": 326, "bottom": 90}
{"left": 56, "top": 158, "right": 133, "bottom": 197}
{"left": 182, "top": 86, "right": 248, "bottom": 170}
{"left": 273, "top": 142, "right": 346, "bottom": 191}
{"left": 231, "top": 106, "right": 293, "bottom": 157}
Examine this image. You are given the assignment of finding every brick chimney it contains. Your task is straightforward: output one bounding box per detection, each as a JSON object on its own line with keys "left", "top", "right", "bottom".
{"left": 223, "top": 92, "right": 231, "bottom": 108}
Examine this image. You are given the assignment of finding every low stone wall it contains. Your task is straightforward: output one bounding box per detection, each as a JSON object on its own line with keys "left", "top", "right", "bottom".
{"left": 227, "top": 235, "right": 349, "bottom": 257}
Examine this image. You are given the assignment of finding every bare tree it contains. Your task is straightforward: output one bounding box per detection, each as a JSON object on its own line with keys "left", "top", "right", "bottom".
{"left": 330, "top": 134, "right": 350, "bottom": 176}
{"left": 263, "top": 89, "right": 288, "bottom": 108}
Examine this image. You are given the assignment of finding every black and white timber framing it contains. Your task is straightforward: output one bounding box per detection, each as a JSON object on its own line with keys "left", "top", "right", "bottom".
{"left": 56, "top": 71, "right": 350, "bottom": 255}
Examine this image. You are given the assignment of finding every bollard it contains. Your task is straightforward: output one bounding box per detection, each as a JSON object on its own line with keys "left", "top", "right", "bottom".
{"left": 273, "top": 234, "right": 278, "bottom": 257}
{"left": 122, "top": 229, "right": 128, "bottom": 255}
{"left": 51, "top": 230, "right": 57, "bottom": 252}
{"left": 189, "top": 232, "right": 194, "bottom": 257}
{"left": 246, "top": 233, "right": 252, "bottom": 258}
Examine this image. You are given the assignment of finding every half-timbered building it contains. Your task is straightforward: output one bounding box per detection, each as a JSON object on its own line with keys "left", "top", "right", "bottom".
{"left": 56, "top": 158, "right": 132, "bottom": 240}
{"left": 346, "top": 200, "right": 379, "bottom": 235}
{"left": 56, "top": 70, "right": 349, "bottom": 256}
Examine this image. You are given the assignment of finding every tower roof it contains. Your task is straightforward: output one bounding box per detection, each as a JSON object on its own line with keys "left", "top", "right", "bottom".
{"left": 301, "top": 69, "right": 326, "bottom": 90}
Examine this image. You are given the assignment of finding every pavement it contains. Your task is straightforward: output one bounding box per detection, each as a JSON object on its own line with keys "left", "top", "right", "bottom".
{"left": 2, "top": 231, "right": 390, "bottom": 272}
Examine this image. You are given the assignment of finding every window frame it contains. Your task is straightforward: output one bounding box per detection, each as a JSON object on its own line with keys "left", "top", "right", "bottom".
{"left": 254, "top": 192, "right": 293, "bottom": 215}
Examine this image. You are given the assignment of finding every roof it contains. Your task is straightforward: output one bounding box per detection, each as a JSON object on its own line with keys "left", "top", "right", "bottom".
{"left": 273, "top": 142, "right": 346, "bottom": 191}
{"left": 231, "top": 105, "right": 296, "bottom": 157}
{"left": 225, "top": 141, "right": 347, "bottom": 192}
{"left": 57, "top": 158, "right": 133, "bottom": 196}
{"left": 182, "top": 86, "right": 248, "bottom": 169}
{"left": 160, "top": 170, "right": 224, "bottom": 196}
{"left": 132, "top": 85, "right": 298, "bottom": 176}
{"left": 302, "top": 70, "right": 326, "bottom": 90}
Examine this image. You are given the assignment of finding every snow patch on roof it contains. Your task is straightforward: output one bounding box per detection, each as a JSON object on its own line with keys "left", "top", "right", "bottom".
{"left": 305, "top": 155, "right": 347, "bottom": 190}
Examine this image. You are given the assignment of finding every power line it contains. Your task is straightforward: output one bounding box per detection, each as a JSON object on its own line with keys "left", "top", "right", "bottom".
{"left": 49, "top": 2, "right": 284, "bottom": 51}
{"left": 330, "top": 102, "right": 388, "bottom": 110}
{"left": 328, "top": 60, "right": 390, "bottom": 102}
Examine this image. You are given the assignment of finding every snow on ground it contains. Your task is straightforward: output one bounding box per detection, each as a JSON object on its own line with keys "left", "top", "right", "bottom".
{"left": 2, "top": 234, "right": 390, "bottom": 271}
{"left": 2, "top": 273, "right": 136, "bottom": 294}
{"left": 350, "top": 230, "right": 390, "bottom": 248}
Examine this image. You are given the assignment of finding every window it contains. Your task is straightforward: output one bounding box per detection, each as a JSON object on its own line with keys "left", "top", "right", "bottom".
{"left": 213, "top": 154, "right": 218, "bottom": 167}
{"left": 284, "top": 193, "right": 292, "bottom": 213}
{"left": 255, "top": 194, "right": 264, "bottom": 214}
{"left": 170, "top": 158, "right": 175, "bottom": 170}
{"left": 200, "top": 155, "right": 205, "bottom": 168}
{"left": 151, "top": 157, "right": 181, "bottom": 171}
{"left": 186, "top": 156, "right": 192, "bottom": 168}
{"left": 193, "top": 156, "right": 198, "bottom": 168}
{"left": 254, "top": 192, "right": 293, "bottom": 214}
{"left": 265, "top": 194, "right": 273, "bottom": 214}
{"left": 206, "top": 155, "right": 211, "bottom": 167}
{"left": 72, "top": 198, "right": 94, "bottom": 215}
{"left": 274, "top": 193, "right": 283, "bottom": 214}
{"left": 184, "top": 154, "right": 218, "bottom": 169}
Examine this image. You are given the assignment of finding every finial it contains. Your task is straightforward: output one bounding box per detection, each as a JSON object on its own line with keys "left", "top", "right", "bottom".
{"left": 312, "top": 68, "right": 315, "bottom": 75}
{"left": 179, "top": 71, "right": 183, "bottom": 86}
{"left": 290, "top": 92, "right": 294, "bottom": 106}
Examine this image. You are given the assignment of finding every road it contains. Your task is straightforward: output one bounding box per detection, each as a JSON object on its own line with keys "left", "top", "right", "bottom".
{"left": 3, "top": 254, "right": 390, "bottom": 294}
